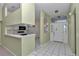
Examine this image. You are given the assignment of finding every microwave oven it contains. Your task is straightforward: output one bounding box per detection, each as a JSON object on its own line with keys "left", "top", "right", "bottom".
{"left": 19, "top": 26, "right": 26, "bottom": 30}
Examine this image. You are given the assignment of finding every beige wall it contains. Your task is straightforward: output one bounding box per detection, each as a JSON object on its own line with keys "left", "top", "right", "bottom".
{"left": 0, "top": 7, "right": 2, "bottom": 44}
{"left": 0, "top": 22, "right": 1, "bottom": 44}
{"left": 1, "top": 5, "right": 22, "bottom": 55}
{"left": 76, "top": 4, "right": 79, "bottom": 55}
{"left": 67, "top": 4, "right": 79, "bottom": 56}
{"left": 68, "top": 14, "right": 75, "bottom": 53}
{"left": 68, "top": 4, "right": 76, "bottom": 53}
{"left": 0, "top": 7, "right": 2, "bottom": 20}
{"left": 40, "top": 11, "right": 51, "bottom": 45}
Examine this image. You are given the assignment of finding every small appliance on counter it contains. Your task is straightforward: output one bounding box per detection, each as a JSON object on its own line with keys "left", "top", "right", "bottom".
{"left": 18, "top": 25, "right": 29, "bottom": 36}
{"left": 19, "top": 26, "right": 26, "bottom": 30}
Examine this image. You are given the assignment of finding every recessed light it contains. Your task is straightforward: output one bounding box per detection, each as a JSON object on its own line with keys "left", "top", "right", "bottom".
{"left": 55, "top": 10, "right": 59, "bottom": 13}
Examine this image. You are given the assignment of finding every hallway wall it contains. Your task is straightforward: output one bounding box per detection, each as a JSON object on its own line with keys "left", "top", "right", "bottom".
{"left": 40, "top": 10, "right": 51, "bottom": 45}
{"left": 0, "top": 7, "right": 2, "bottom": 45}
{"left": 0, "top": 23, "right": 1, "bottom": 45}
{"left": 67, "top": 3, "right": 79, "bottom": 56}
{"left": 68, "top": 4, "right": 76, "bottom": 54}
{"left": 68, "top": 14, "right": 75, "bottom": 53}
{"left": 76, "top": 4, "right": 79, "bottom": 56}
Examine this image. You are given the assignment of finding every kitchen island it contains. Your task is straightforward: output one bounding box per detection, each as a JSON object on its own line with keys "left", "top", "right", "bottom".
{"left": 4, "top": 34, "right": 35, "bottom": 56}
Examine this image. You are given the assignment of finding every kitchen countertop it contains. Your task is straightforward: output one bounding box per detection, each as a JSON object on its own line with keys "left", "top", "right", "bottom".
{"left": 5, "top": 34, "right": 35, "bottom": 38}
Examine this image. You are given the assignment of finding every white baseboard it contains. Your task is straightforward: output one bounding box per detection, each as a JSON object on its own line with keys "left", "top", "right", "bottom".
{"left": 2, "top": 45, "right": 16, "bottom": 56}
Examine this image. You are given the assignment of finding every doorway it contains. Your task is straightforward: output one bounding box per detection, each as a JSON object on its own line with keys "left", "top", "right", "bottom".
{"left": 50, "top": 20, "right": 68, "bottom": 43}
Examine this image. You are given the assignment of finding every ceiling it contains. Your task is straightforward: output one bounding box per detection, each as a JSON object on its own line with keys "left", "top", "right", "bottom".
{"left": 0, "top": 3, "right": 4, "bottom": 7}
{"left": 5, "top": 3, "right": 20, "bottom": 12}
{"left": 0, "top": 3, "right": 71, "bottom": 20}
{"left": 35, "top": 3, "right": 71, "bottom": 21}
{"left": 0, "top": 3, "right": 20, "bottom": 12}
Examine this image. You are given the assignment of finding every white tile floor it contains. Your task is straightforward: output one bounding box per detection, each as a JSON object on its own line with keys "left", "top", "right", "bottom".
{"left": 0, "top": 41, "right": 75, "bottom": 56}
{"left": 0, "top": 46, "right": 13, "bottom": 56}
{"left": 29, "top": 41, "right": 75, "bottom": 56}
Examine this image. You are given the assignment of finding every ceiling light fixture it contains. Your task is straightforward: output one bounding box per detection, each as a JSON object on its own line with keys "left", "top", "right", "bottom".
{"left": 55, "top": 10, "right": 59, "bottom": 13}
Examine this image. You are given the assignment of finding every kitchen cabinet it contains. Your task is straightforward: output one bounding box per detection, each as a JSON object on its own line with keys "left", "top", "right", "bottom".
{"left": 21, "top": 4, "right": 35, "bottom": 25}
{"left": 5, "top": 3, "right": 35, "bottom": 25}
{"left": 5, "top": 34, "right": 35, "bottom": 56}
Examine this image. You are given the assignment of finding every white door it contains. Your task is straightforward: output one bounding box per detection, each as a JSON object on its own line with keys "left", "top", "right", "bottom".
{"left": 53, "top": 22, "right": 64, "bottom": 42}
{"left": 50, "top": 20, "right": 68, "bottom": 43}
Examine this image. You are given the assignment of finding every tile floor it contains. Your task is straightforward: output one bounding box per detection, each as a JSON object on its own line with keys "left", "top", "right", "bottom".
{"left": 29, "top": 41, "right": 75, "bottom": 56}
{"left": 0, "top": 41, "right": 75, "bottom": 56}
{"left": 35, "top": 38, "right": 40, "bottom": 48}
{"left": 0, "top": 46, "right": 13, "bottom": 56}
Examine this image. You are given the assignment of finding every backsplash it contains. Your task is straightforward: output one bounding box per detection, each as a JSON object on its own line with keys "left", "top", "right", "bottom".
{"left": 6, "top": 24, "right": 36, "bottom": 35}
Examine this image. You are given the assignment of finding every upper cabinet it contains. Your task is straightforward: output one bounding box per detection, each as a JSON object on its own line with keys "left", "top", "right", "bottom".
{"left": 21, "top": 4, "right": 35, "bottom": 25}
{"left": 0, "top": 7, "right": 2, "bottom": 21}
{"left": 5, "top": 3, "right": 35, "bottom": 25}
